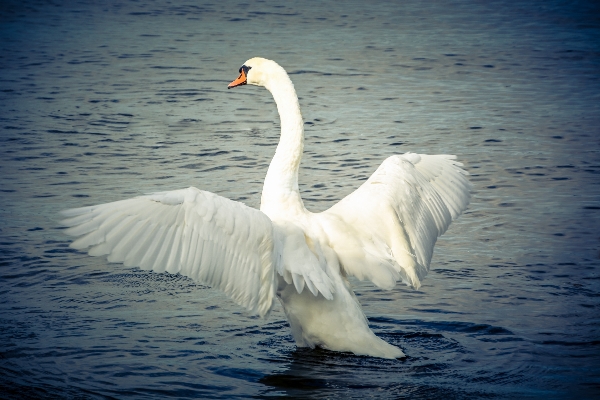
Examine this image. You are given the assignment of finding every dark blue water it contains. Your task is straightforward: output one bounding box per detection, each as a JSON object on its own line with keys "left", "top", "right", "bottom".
{"left": 1, "top": 0, "right": 599, "bottom": 398}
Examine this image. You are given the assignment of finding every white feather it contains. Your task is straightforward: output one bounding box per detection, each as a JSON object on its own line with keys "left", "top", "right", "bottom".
{"left": 61, "top": 57, "right": 471, "bottom": 359}
{"left": 321, "top": 153, "right": 471, "bottom": 289}
{"left": 61, "top": 187, "right": 278, "bottom": 317}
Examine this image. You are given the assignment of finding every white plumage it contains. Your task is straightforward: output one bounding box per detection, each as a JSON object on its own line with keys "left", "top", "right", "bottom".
{"left": 61, "top": 57, "right": 471, "bottom": 359}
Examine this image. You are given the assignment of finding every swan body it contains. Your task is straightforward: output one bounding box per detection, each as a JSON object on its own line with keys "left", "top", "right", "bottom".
{"left": 61, "top": 58, "right": 471, "bottom": 359}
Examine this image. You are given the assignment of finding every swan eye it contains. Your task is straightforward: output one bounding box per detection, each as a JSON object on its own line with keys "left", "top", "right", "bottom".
{"left": 239, "top": 65, "right": 252, "bottom": 74}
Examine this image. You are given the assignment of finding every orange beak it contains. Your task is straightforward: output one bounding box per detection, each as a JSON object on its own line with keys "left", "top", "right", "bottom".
{"left": 228, "top": 69, "right": 247, "bottom": 89}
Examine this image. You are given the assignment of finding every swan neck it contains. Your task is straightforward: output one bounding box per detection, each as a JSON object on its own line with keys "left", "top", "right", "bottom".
{"left": 261, "top": 73, "right": 305, "bottom": 216}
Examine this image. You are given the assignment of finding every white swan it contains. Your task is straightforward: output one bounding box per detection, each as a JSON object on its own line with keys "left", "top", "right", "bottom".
{"left": 61, "top": 57, "right": 471, "bottom": 359}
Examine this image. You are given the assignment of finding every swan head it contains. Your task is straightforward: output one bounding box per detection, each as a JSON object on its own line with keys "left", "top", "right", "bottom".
{"left": 228, "top": 57, "right": 286, "bottom": 89}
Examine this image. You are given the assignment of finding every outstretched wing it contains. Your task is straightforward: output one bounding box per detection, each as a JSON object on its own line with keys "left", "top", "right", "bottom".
{"left": 60, "top": 187, "right": 277, "bottom": 317}
{"left": 320, "top": 153, "right": 472, "bottom": 290}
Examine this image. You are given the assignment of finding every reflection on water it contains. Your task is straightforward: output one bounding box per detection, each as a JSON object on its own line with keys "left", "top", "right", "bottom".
{"left": 1, "top": 0, "right": 599, "bottom": 398}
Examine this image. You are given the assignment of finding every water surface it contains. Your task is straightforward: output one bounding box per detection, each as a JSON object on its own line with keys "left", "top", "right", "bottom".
{"left": 1, "top": 0, "right": 599, "bottom": 398}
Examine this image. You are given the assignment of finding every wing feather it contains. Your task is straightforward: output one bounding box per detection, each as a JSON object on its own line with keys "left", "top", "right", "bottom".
{"left": 271, "top": 223, "right": 335, "bottom": 300}
{"left": 321, "top": 153, "right": 471, "bottom": 289}
{"left": 153, "top": 224, "right": 176, "bottom": 273}
{"left": 61, "top": 187, "right": 277, "bottom": 317}
{"left": 111, "top": 219, "right": 147, "bottom": 263}
{"left": 124, "top": 221, "right": 155, "bottom": 267}
{"left": 139, "top": 225, "right": 167, "bottom": 270}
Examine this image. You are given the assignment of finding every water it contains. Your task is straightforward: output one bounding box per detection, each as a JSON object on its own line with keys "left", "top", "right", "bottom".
{"left": 1, "top": 0, "right": 599, "bottom": 398}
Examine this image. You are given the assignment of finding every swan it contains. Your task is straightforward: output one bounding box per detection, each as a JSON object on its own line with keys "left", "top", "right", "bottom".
{"left": 61, "top": 57, "right": 471, "bottom": 359}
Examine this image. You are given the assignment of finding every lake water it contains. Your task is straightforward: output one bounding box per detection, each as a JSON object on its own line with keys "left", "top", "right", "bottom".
{"left": 1, "top": 0, "right": 599, "bottom": 398}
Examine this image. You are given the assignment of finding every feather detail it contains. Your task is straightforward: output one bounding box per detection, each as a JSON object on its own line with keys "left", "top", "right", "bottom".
{"left": 61, "top": 187, "right": 278, "bottom": 317}
{"left": 321, "top": 153, "right": 472, "bottom": 290}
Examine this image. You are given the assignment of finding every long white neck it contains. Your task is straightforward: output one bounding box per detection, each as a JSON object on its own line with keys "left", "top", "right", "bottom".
{"left": 260, "top": 70, "right": 306, "bottom": 218}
